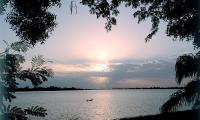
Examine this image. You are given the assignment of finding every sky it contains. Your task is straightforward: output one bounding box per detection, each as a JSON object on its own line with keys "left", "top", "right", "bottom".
{"left": 0, "top": 1, "right": 197, "bottom": 89}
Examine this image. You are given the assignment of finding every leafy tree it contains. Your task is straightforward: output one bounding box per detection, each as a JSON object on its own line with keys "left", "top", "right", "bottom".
{"left": 0, "top": 41, "right": 53, "bottom": 119}
{"left": 1, "top": 0, "right": 61, "bottom": 46}
{"left": 0, "top": 1, "right": 59, "bottom": 120}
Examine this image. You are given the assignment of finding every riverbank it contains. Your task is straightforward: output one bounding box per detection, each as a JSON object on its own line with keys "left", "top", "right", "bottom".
{"left": 116, "top": 110, "right": 199, "bottom": 120}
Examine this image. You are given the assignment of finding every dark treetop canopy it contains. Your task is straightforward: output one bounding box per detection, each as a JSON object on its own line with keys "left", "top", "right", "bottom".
{"left": 3, "top": 0, "right": 61, "bottom": 46}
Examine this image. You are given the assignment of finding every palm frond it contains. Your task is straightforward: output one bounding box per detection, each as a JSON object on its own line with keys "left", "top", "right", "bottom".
{"left": 175, "top": 54, "right": 198, "bottom": 84}
{"left": 1, "top": 105, "right": 27, "bottom": 120}
{"left": 38, "top": 67, "right": 54, "bottom": 78}
{"left": 161, "top": 89, "right": 186, "bottom": 113}
{"left": 161, "top": 80, "right": 200, "bottom": 113}
{"left": 17, "top": 70, "right": 43, "bottom": 87}
{"left": 31, "top": 55, "right": 45, "bottom": 70}
{"left": 10, "top": 41, "right": 31, "bottom": 52}
{"left": 24, "top": 106, "right": 47, "bottom": 117}
{"left": 0, "top": 105, "right": 47, "bottom": 120}
{"left": 184, "top": 80, "right": 200, "bottom": 101}
{"left": 17, "top": 67, "right": 53, "bottom": 87}
{"left": 17, "top": 55, "right": 53, "bottom": 87}
{"left": 9, "top": 106, "right": 27, "bottom": 120}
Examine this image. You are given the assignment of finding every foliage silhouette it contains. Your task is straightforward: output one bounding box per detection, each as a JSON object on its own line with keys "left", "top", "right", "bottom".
{"left": 0, "top": 41, "right": 53, "bottom": 119}
{"left": 0, "top": 105, "right": 47, "bottom": 120}
{"left": 175, "top": 54, "right": 199, "bottom": 84}
{"left": 18, "top": 55, "right": 53, "bottom": 88}
{"left": 2, "top": 0, "right": 61, "bottom": 46}
{"left": 0, "top": 1, "right": 59, "bottom": 120}
{"left": 81, "top": 0, "right": 200, "bottom": 47}
{"left": 161, "top": 53, "right": 200, "bottom": 112}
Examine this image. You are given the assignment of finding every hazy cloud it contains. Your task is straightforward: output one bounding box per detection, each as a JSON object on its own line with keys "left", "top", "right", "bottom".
{"left": 18, "top": 59, "right": 183, "bottom": 88}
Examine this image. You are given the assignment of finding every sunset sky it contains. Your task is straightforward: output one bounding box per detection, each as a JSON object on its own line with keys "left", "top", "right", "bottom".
{"left": 0, "top": 1, "right": 196, "bottom": 89}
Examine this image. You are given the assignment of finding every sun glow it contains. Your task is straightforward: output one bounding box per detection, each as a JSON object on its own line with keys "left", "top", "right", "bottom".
{"left": 93, "top": 64, "right": 111, "bottom": 72}
{"left": 90, "top": 76, "right": 109, "bottom": 84}
{"left": 96, "top": 51, "right": 109, "bottom": 62}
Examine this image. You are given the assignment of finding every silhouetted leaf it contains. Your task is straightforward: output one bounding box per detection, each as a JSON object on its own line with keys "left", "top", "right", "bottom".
{"left": 5, "top": 0, "right": 61, "bottom": 45}
{"left": 11, "top": 41, "right": 31, "bottom": 52}
{"left": 24, "top": 106, "right": 47, "bottom": 117}
{"left": 161, "top": 80, "right": 200, "bottom": 113}
{"left": 175, "top": 54, "right": 199, "bottom": 84}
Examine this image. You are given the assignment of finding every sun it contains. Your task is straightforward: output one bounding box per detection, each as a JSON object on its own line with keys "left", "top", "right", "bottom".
{"left": 92, "top": 51, "right": 112, "bottom": 72}
{"left": 96, "top": 51, "right": 109, "bottom": 62}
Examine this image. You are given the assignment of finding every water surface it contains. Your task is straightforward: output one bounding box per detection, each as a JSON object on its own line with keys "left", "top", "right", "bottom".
{"left": 13, "top": 89, "right": 183, "bottom": 120}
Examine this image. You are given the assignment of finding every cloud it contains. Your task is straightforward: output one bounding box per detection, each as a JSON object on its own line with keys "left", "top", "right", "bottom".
{"left": 108, "top": 60, "right": 174, "bottom": 80}
{"left": 49, "top": 63, "right": 93, "bottom": 73}
{"left": 18, "top": 59, "right": 183, "bottom": 88}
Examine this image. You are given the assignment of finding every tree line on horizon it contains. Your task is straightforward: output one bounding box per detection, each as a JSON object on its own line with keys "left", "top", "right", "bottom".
{"left": 14, "top": 86, "right": 185, "bottom": 92}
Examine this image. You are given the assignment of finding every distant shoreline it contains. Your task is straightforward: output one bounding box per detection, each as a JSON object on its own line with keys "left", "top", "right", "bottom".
{"left": 14, "top": 86, "right": 184, "bottom": 92}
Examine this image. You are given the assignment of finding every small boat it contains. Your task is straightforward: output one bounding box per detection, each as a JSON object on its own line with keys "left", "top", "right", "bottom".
{"left": 86, "top": 99, "right": 93, "bottom": 102}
